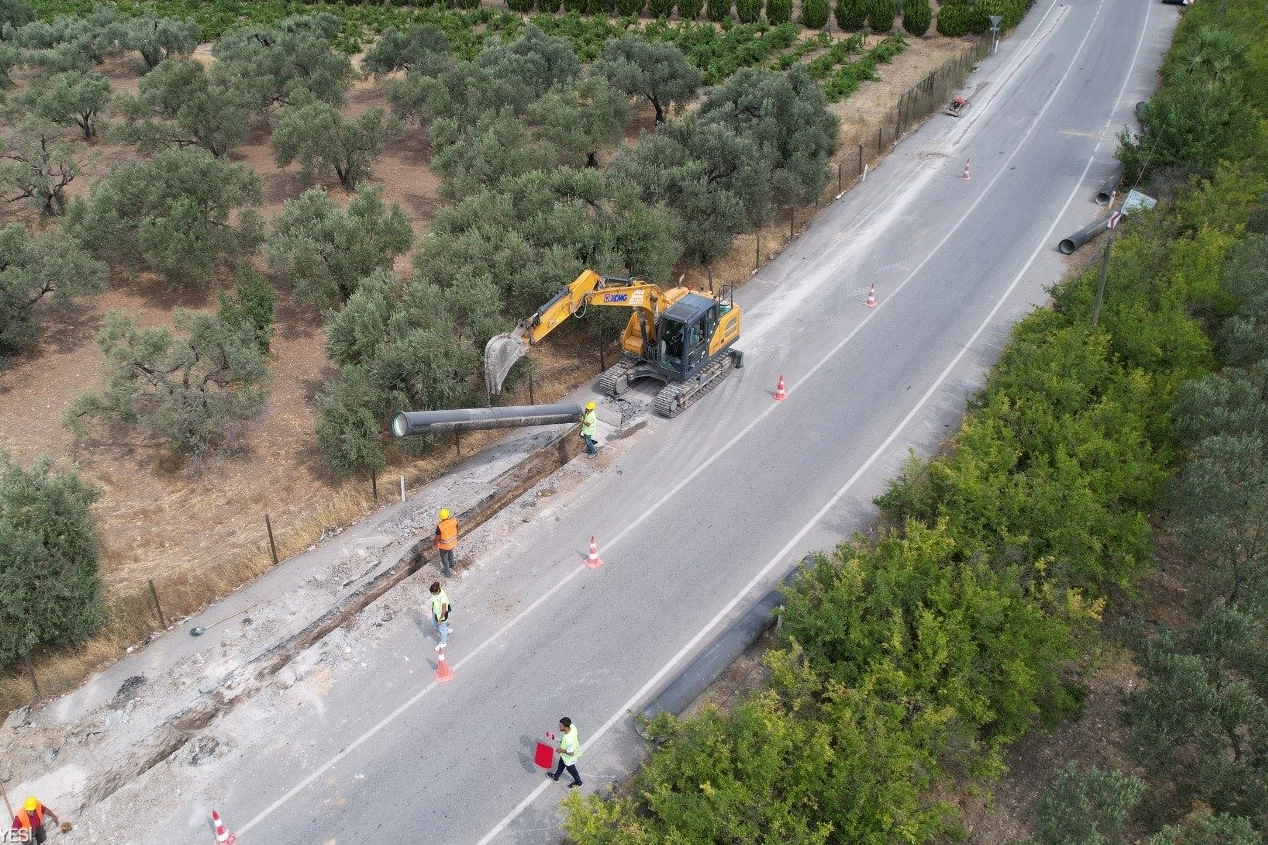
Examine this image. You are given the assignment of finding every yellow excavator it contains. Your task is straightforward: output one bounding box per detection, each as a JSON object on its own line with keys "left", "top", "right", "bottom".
{"left": 484, "top": 270, "right": 743, "bottom": 418}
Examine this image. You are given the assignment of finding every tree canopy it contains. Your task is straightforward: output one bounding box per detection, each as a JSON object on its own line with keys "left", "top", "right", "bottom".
{"left": 266, "top": 185, "right": 413, "bottom": 308}
{"left": 271, "top": 99, "right": 397, "bottom": 189}
{"left": 68, "top": 147, "right": 263, "bottom": 285}
{"left": 0, "top": 222, "right": 107, "bottom": 366}
{"left": 65, "top": 307, "right": 269, "bottom": 460}
{"left": 0, "top": 451, "right": 103, "bottom": 668}
{"left": 590, "top": 35, "right": 703, "bottom": 125}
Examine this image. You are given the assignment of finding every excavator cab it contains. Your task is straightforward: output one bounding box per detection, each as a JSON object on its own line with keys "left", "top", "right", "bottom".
{"left": 656, "top": 293, "right": 721, "bottom": 380}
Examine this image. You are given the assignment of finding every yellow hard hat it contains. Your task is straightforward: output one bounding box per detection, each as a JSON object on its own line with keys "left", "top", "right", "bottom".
{"left": 24, "top": 797, "right": 38, "bottom": 812}
{"left": 439, "top": 509, "right": 449, "bottom": 520}
{"left": 586, "top": 401, "right": 596, "bottom": 410}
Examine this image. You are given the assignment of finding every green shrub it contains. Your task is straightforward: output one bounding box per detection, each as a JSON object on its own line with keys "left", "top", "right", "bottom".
{"left": 834, "top": 0, "right": 868, "bottom": 30}
{"left": 615, "top": 0, "right": 644, "bottom": 14}
{"left": 801, "top": 0, "right": 829, "bottom": 28}
{"left": 735, "top": 0, "right": 762, "bottom": 23}
{"left": 902, "top": 0, "right": 930, "bottom": 36}
{"left": 936, "top": 0, "right": 970, "bottom": 35}
{"left": 765, "top": 0, "right": 791, "bottom": 23}
{"left": 0, "top": 452, "right": 103, "bottom": 668}
{"left": 867, "top": 0, "right": 895, "bottom": 31}
{"left": 677, "top": 0, "right": 705, "bottom": 18}
{"left": 706, "top": 0, "right": 732, "bottom": 20}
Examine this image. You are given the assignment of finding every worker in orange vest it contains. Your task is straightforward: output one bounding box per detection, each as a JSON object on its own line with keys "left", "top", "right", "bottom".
{"left": 434, "top": 508, "right": 458, "bottom": 577}
{"left": 12, "top": 795, "right": 60, "bottom": 843}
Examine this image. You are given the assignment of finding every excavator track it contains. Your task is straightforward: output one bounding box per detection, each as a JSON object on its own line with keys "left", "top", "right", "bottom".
{"left": 597, "top": 359, "right": 638, "bottom": 397}
{"left": 653, "top": 352, "right": 736, "bottom": 418}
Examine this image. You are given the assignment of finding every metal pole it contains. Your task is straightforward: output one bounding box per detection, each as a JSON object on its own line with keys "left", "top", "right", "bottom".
{"left": 1091, "top": 229, "right": 1113, "bottom": 328}
{"left": 858, "top": 142, "right": 863, "bottom": 175}
{"left": 265, "top": 514, "right": 278, "bottom": 565}
{"left": 399, "top": 475, "right": 406, "bottom": 503}
{"left": 755, "top": 228, "right": 761, "bottom": 269}
{"left": 25, "top": 655, "right": 39, "bottom": 699}
{"left": 371, "top": 465, "right": 377, "bottom": 501}
{"left": 528, "top": 370, "right": 535, "bottom": 405}
{"left": 148, "top": 578, "right": 167, "bottom": 628}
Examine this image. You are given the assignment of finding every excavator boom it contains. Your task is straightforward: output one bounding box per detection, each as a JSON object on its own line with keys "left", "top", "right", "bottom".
{"left": 484, "top": 270, "right": 669, "bottom": 395}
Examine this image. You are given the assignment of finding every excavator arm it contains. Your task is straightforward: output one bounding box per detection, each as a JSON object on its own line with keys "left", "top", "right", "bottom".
{"left": 484, "top": 270, "right": 669, "bottom": 395}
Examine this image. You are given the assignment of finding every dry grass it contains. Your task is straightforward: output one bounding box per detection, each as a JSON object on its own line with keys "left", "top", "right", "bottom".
{"left": 0, "top": 32, "right": 984, "bottom": 716}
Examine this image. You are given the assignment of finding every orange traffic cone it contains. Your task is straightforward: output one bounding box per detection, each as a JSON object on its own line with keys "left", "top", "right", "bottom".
{"left": 961, "top": 158, "right": 971, "bottom": 181}
{"left": 865, "top": 283, "right": 878, "bottom": 308}
{"left": 435, "top": 649, "right": 453, "bottom": 682}
{"left": 586, "top": 536, "right": 604, "bottom": 569}
{"left": 211, "top": 809, "right": 237, "bottom": 845}
{"left": 773, "top": 375, "right": 787, "bottom": 401}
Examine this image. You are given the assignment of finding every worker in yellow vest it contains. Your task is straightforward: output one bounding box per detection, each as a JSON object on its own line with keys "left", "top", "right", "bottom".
{"left": 546, "top": 717, "right": 583, "bottom": 788}
{"left": 429, "top": 580, "right": 450, "bottom": 652}
{"left": 434, "top": 508, "right": 458, "bottom": 576}
{"left": 11, "top": 795, "right": 60, "bottom": 844}
{"left": 580, "top": 402, "right": 598, "bottom": 457}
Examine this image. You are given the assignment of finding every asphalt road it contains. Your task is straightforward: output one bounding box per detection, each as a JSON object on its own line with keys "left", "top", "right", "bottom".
{"left": 126, "top": 1, "right": 1181, "bottom": 841}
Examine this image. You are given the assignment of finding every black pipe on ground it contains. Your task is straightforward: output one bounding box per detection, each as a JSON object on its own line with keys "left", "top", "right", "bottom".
{"left": 1059, "top": 217, "right": 1110, "bottom": 254}
{"left": 1095, "top": 164, "right": 1123, "bottom": 205}
{"left": 392, "top": 404, "right": 583, "bottom": 437}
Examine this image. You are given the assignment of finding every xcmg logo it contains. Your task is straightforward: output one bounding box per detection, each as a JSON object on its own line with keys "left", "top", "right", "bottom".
{"left": 602, "top": 293, "right": 629, "bottom": 303}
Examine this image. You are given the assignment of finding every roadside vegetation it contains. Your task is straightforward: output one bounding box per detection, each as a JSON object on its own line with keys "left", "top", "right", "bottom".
{"left": 562, "top": 0, "right": 1268, "bottom": 841}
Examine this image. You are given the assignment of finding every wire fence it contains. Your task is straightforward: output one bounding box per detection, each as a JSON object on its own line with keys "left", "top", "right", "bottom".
{"left": 829, "top": 35, "right": 990, "bottom": 194}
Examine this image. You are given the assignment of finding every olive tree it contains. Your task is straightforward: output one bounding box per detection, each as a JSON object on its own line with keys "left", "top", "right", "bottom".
{"left": 13, "top": 69, "right": 112, "bottom": 140}
{"left": 266, "top": 185, "right": 413, "bottom": 307}
{"left": 0, "top": 450, "right": 103, "bottom": 669}
{"left": 113, "top": 58, "right": 252, "bottom": 157}
{"left": 361, "top": 23, "right": 451, "bottom": 78}
{"left": 272, "top": 100, "right": 398, "bottom": 189}
{"left": 68, "top": 147, "right": 263, "bottom": 286}
{"left": 123, "top": 14, "right": 201, "bottom": 72}
{"left": 698, "top": 65, "right": 840, "bottom": 210}
{"left": 316, "top": 269, "right": 497, "bottom": 475}
{"left": 0, "top": 222, "right": 107, "bottom": 365}
{"left": 591, "top": 35, "right": 703, "bottom": 125}
{"left": 212, "top": 14, "right": 355, "bottom": 113}
{"left": 65, "top": 307, "right": 269, "bottom": 460}
{"left": 0, "top": 0, "right": 36, "bottom": 33}
{"left": 0, "top": 117, "right": 81, "bottom": 216}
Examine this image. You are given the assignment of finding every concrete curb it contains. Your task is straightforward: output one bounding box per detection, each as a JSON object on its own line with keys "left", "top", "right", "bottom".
{"left": 636, "top": 555, "right": 817, "bottom": 734}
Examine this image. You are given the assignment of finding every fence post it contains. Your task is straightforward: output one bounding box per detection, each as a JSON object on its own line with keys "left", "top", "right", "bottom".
{"left": 371, "top": 465, "right": 377, "bottom": 501}
{"left": 148, "top": 578, "right": 167, "bottom": 628}
{"left": 528, "top": 370, "right": 535, "bottom": 405}
{"left": 265, "top": 514, "right": 278, "bottom": 565}
{"left": 24, "top": 656, "right": 39, "bottom": 700}
{"left": 858, "top": 142, "right": 864, "bottom": 175}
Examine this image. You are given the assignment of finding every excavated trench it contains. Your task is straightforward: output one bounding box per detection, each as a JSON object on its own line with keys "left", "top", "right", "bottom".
{"left": 82, "top": 426, "right": 585, "bottom": 808}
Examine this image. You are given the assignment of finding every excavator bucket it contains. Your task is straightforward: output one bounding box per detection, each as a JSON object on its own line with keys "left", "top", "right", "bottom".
{"left": 484, "top": 329, "right": 529, "bottom": 395}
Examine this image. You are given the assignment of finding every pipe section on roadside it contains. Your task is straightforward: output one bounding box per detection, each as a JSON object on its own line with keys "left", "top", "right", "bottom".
{"left": 392, "top": 404, "right": 583, "bottom": 437}
{"left": 1058, "top": 216, "right": 1110, "bottom": 255}
{"left": 637, "top": 556, "right": 818, "bottom": 730}
{"left": 1094, "top": 164, "right": 1123, "bottom": 205}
